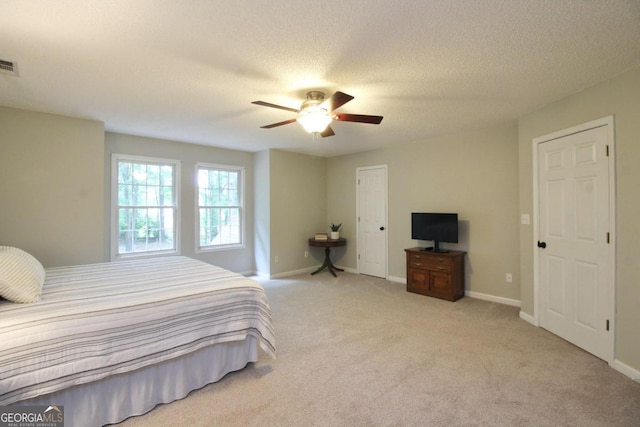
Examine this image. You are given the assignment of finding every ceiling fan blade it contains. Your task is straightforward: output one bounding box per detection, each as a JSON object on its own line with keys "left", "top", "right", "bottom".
{"left": 252, "top": 101, "right": 300, "bottom": 113}
{"left": 334, "top": 113, "right": 383, "bottom": 124}
{"left": 320, "top": 126, "right": 335, "bottom": 138}
{"left": 260, "top": 118, "right": 298, "bottom": 129}
{"left": 324, "top": 91, "right": 354, "bottom": 112}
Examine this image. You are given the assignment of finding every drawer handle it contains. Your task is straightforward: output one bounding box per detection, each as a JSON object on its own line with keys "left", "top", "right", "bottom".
{"left": 438, "top": 258, "right": 445, "bottom": 262}
{"left": 437, "top": 266, "right": 445, "bottom": 270}
{"left": 414, "top": 263, "right": 423, "bottom": 266}
{"left": 414, "top": 255, "right": 421, "bottom": 259}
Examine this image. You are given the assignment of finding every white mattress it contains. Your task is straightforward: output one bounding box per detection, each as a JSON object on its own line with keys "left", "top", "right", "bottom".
{"left": 0, "top": 256, "right": 275, "bottom": 405}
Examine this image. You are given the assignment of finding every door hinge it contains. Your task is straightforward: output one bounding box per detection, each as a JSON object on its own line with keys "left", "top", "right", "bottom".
{"left": 606, "top": 319, "right": 610, "bottom": 331}
{"left": 606, "top": 145, "right": 609, "bottom": 156}
{"left": 358, "top": 179, "right": 360, "bottom": 184}
{"left": 358, "top": 254, "right": 360, "bottom": 260}
{"left": 606, "top": 232, "right": 610, "bottom": 244}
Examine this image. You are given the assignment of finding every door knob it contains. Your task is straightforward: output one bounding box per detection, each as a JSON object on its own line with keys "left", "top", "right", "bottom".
{"left": 379, "top": 226, "right": 385, "bottom": 231}
{"left": 537, "top": 241, "right": 547, "bottom": 249}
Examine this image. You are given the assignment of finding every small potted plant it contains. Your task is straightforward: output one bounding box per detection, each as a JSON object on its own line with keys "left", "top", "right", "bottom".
{"left": 330, "top": 223, "right": 342, "bottom": 240}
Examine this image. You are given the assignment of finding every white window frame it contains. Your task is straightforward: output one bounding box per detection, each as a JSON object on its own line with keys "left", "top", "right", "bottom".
{"left": 111, "top": 154, "right": 181, "bottom": 260}
{"left": 195, "top": 162, "right": 245, "bottom": 252}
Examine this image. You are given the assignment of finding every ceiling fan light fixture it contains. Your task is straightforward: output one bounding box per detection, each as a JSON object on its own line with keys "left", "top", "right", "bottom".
{"left": 253, "top": 90, "right": 382, "bottom": 138}
{"left": 297, "top": 106, "right": 332, "bottom": 133}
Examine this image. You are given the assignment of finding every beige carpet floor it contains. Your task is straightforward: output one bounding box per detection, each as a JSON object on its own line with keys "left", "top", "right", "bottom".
{"left": 115, "top": 272, "right": 640, "bottom": 426}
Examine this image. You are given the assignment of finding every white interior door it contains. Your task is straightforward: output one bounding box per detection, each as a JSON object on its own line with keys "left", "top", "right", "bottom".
{"left": 357, "top": 166, "right": 387, "bottom": 278}
{"left": 536, "top": 120, "right": 613, "bottom": 361}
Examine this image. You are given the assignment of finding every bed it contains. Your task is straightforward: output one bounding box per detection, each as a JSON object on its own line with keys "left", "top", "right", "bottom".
{"left": 0, "top": 251, "right": 275, "bottom": 426}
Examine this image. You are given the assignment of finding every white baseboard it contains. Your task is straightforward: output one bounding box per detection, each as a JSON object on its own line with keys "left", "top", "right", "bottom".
{"left": 518, "top": 310, "right": 537, "bottom": 325}
{"left": 390, "top": 278, "right": 521, "bottom": 307}
{"left": 611, "top": 359, "right": 640, "bottom": 382}
{"left": 269, "top": 266, "right": 317, "bottom": 279}
{"left": 465, "top": 290, "right": 521, "bottom": 307}
{"left": 333, "top": 265, "right": 357, "bottom": 274}
{"left": 256, "top": 265, "right": 358, "bottom": 280}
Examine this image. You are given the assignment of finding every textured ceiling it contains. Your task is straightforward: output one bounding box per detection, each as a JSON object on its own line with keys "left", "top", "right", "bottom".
{"left": 2, "top": 0, "right": 640, "bottom": 157}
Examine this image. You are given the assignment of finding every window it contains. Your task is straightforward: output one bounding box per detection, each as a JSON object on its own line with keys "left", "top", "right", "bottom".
{"left": 197, "top": 163, "right": 244, "bottom": 250}
{"left": 112, "top": 155, "right": 180, "bottom": 259}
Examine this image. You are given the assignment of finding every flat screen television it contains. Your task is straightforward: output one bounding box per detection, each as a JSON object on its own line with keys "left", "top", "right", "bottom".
{"left": 411, "top": 213, "right": 458, "bottom": 253}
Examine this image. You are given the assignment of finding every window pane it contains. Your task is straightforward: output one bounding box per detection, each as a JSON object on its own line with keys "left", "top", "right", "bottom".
{"left": 218, "top": 207, "right": 240, "bottom": 245}
{"left": 219, "top": 171, "right": 228, "bottom": 191}
{"left": 118, "top": 162, "right": 132, "bottom": 184}
{"left": 161, "top": 165, "right": 173, "bottom": 186}
{"left": 229, "top": 186, "right": 239, "bottom": 205}
{"left": 119, "top": 208, "right": 133, "bottom": 231}
{"left": 229, "top": 172, "right": 238, "bottom": 190}
{"left": 197, "top": 165, "right": 242, "bottom": 249}
{"left": 119, "top": 230, "right": 134, "bottom": 254}
{"left": 132, "top": 185, "right": 144, "bottom": 206}
{"left": 204, "top": 188, "right": 212, "bottom": 205}
{"left": 146, "top": 186, "right": 159, "bottom": 206}
{"left": 118, "top": 208, "right": 135, "bottom": 253}
{"left": 114, "top": 157, "right": 178, "bottom": 257}
{"left": 133, "top": 164, "right": 147, "bottom": 184}
{"left": 198, "top": 207, "right": 241, "bottom": 246}
{"left": 148, "top": 207, "right": 159, "bottom": 226}
{"left": 134, "top": 208, "right": 147, "bottom": 237}
{"left": 118, "top": 184, "right": 131, "bottom": 205}
{"left": 147, "top": 164, "right": 160, "bottom": 185}
{"left": 199, "top": 207, "right": 218, "bottom": 246}
{"left": 198, "top": 169, "right": 241, "bottom": 206}
{"left": 161, "top": 208, "right": 174, "bottom": 230}
{"left": 160, "top": 186, "right": 172, "bottom": 206}
{"left": 198, "top": 170, "right": 209, "bottom": 188}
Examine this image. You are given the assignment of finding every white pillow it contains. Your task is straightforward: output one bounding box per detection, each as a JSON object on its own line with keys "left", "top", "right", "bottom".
{"left": 0, "top": 246, "right": 46, "bottom": 303}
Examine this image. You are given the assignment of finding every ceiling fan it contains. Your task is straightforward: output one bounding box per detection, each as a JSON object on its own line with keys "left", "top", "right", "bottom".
{"left": 251, "top": 91, "right": 383, "bottom": 137}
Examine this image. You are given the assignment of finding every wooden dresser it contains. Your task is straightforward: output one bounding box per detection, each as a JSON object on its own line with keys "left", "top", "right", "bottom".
{"left": 404, "top": 248, "right": 466, "bottom": 301}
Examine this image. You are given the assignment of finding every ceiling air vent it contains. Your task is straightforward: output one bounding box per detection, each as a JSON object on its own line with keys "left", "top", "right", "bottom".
{"left": 0, "top": 59, "right": 18, "bottom": 76}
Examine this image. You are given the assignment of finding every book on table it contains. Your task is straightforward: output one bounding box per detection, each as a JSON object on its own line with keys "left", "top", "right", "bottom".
{"left": 314, "top": 233, "right": 328, "bottom": 240}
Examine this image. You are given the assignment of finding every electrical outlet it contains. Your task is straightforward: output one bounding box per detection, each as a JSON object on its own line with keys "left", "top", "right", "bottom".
{"left": 274, "top": 256, "right": 279, "bottom": 263}
{"left": 506, "top": 273, "right": 513, "bottom": 283}
{"left": 304, "top": 251, "right": 309, "bottom": 258}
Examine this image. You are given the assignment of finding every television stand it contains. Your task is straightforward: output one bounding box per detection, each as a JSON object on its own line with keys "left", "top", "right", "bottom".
{"left": 405, "top": 248, "right": 466, "bottom": 301}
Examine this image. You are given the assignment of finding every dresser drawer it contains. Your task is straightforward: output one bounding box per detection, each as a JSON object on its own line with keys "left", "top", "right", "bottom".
{"left": 408, "top": 254, "right": 451, "bottom": 272}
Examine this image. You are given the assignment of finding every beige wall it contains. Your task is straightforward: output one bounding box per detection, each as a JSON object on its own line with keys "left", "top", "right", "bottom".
{"left": 327, "top": 124, "right": 521, "bottom": 301}
{"left": 0, "top": 107, "right": 105, "bottom": 267}
{"left": 105, "top": 132, "right": 255, "bottom": 273}
{"left": 268, "top": 150, "right": 327, "bottom": 277}
{"left": 518, "top": 66, "right": 640, "bottom": 373}
{"left": 254, "top": 150, "right": 271, "bottom": 275}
